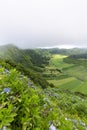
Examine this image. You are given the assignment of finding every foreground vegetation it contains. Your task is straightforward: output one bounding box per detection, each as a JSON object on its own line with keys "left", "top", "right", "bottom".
{"left": 0, "top": 65, "right": 87, "bottom": 130}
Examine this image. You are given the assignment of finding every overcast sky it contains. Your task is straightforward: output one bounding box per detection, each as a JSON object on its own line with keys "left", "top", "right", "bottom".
{"left": 0, "top": 0, "right": 87, "bottom": 48}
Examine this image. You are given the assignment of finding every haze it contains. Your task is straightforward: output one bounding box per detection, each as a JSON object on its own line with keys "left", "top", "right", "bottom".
{"left": 0, "top": 0, "right": 87, "bottom": 48}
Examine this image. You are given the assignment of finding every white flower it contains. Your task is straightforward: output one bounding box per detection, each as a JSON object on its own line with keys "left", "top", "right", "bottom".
{"left": 49, "top": 124, "right": 56, "bottom": 130}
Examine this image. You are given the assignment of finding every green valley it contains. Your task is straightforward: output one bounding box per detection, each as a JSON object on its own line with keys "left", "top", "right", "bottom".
{"left": 43, "top": 54, "right": 87, "bottom": 95}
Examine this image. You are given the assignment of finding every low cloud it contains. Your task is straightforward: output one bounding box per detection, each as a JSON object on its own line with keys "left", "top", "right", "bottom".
{"left": 0, "top": 0, "right": 87, "bottom": 48}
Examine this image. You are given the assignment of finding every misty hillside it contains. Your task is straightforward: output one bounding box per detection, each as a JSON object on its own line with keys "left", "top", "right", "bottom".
{"left": 0, "top": 44, "right": 52, "bottom": 88}
{"left": 0, "top": 44, "right": 50, "bottom": 69}
{"left": 0, "top": 44, "right": 87, "bottom": 88}
{"left": 48, "top": 48, "right": 87, "bottom": 55}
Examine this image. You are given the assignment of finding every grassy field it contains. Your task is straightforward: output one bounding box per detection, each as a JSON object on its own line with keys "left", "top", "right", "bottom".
{"left": 49, "top": 54, "right": 73, "bottom": 69}
{"left": 65, "top": 65, "right": 87, "bottom": 81}
{"left": 44, "top": 54, "right": 87, "bottom": 94}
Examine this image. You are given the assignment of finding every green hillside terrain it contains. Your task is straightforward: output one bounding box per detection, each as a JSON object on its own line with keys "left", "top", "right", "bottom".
{"left": 0, "top": 45, "right": 87, "bottom": 129}
{"left": 0, "top": 44, "right": 51, "bottom": 88}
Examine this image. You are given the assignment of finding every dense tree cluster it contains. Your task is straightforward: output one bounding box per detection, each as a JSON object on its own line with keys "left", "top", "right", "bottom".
{"left": 64, "top": 54, "right": 87, "bottom": 67}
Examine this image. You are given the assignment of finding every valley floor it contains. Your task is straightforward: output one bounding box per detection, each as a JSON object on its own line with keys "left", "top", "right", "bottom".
{"left": 43, "top": 54, "right": 87, "bottom": 95}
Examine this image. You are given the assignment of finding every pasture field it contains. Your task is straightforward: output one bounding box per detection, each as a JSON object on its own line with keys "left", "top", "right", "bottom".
{"left": 65, "top": 65, "right": 87, "bottom": 81}
{"left": 49, "top": 54, "right": 73, "bottom": 69}
{"left": 48, "top": 77, "right": 76, "bottom": 87}
{"left": 44, "top": 54, "right": 87, "bottom": 94}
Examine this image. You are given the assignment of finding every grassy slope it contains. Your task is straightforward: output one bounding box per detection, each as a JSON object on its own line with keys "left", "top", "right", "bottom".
{"left": 49, "top": 54, "right": 73, "bottom": 69}
{"left": 45, "top": 54, "right": 87, "bottom": 94}
{"left": 65, "top": 65, "right": 87, "bottom": 81}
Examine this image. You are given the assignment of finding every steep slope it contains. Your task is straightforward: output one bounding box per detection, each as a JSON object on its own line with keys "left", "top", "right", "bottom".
{"left": 0, "top": 44, "right": 51, "bottom": 88}
{"left": 0, "top": 64, "right": 87, "bottom": 130}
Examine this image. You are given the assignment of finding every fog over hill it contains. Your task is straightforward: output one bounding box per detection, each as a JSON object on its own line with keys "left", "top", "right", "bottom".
{"left": 0, "top": 43, "right": 87, "bottom": 49}
{"left": 0, "top": 0, "right": 87, "bottom": 48}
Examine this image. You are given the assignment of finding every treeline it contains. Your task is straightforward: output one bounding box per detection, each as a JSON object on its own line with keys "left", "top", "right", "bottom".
{"left": 63, "top": 54, "right": 87, "bottom": 67}
{"left": 68, "top": 53, "right": 87, "bottom": 59}
{"left": 47, "top": 48, "right": 87, "bottom": 55}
